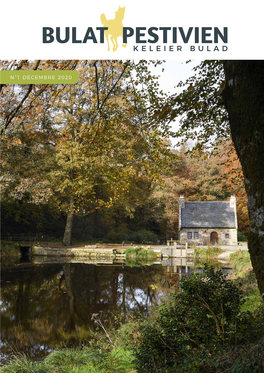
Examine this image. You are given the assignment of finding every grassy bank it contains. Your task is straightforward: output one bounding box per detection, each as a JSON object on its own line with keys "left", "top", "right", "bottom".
{"left": 193, "top": 246, "right": 223, "bottom": 268}
{"left": 2, "top": 249, "right": 264, "bottom": 372}
{"left": 229, "top": 250, "right": 262, "bottom": 312}
{"left": 0, "top": 347, "right": 136, "bottom": 373}
{"left": 124, "top": 246, "right": 158, "bottom": 265}
{"left": 229, "top": 249, "right": 252, "bottom": 275}
{"left": 1, "top": 322, "right": 138, "bottom": 373}
{"left": 2, "top": 264, "right": 264, "bottom": 373}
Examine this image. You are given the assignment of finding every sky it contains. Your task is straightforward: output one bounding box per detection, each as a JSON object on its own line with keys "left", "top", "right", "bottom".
{"left": 149, "top": 60, "right": 201, "bottom": 146}
{"left": 152, "top": 60, "right": 201, "bottom": 95}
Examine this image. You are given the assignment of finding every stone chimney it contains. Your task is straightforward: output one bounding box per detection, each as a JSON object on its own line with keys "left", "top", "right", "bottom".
{"left": 230, "top": 195, "right": 238, "bottom": 229}
{"left": 179, "top": 195, "right": 185, "bottom": 209}
{"left": 178, "top": 196, "right": 185, "bottom": 232}
{"left": 230, "top": 195, "right": 236, "bottom": 208}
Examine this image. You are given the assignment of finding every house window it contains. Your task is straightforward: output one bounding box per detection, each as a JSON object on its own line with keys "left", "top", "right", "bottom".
{"left": 194, "top": 232, "right": 199, "bottom": 239}
{"left": 187, "top": 232, "right": 192, "bottom": 239}
{"left": 225, "top": 233, "right": 230, "bottom": 239}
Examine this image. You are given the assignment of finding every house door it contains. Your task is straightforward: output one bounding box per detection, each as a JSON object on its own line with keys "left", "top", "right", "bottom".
{"left": 210, "top": 232, "right": 218, "bottom": 245}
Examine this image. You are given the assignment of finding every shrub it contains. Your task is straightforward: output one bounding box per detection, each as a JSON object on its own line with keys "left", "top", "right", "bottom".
{"left": 1, "top": 241, "right": 20, "bottom": 256}
{"left": 125, "top": 247, "right": 157, "bottom": 265}
{"left": 134, "top": 265, "right": 251, "bottom": 372}
{"left": 237, "top": 231, "right": 247, "bottom": 242}
{"left": 128, "top": 229, "right": 158, "bottom": 244}
{"left": 104, "top": 347, "right": 136, "bottom": 373}
{"left": 107, "top": 229, "right": 158, "bottom": 244}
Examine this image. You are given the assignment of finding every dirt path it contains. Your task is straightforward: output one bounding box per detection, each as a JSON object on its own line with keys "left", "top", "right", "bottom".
{"left": 217, "top": 251, "right": 233, "bottom": 261}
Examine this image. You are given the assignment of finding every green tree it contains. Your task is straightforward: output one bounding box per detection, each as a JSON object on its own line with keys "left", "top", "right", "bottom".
{"left": 1, "top": 60, "right": 172, "bottom": 245}
{"left": 134, "top": 266, "right": 246, "bottom": 372}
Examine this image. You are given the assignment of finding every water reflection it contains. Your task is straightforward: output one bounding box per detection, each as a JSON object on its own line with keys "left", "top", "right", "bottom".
{"left": 0, "top": 261, "right": 176, "bottom": 362}
{"left": 0, "top": 258, "right": 233, "bottom": 363}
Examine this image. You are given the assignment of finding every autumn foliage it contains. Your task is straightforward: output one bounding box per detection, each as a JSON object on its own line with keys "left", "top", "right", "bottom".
{"left": 0, "top": 60, "right": 249, "bottom": 243}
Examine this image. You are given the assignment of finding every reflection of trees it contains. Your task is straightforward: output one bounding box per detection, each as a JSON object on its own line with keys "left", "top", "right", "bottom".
{"left": 71, "top": 265, "right": 163, "bottom": 322}
{"left": 15, "top": 274, "right": 30, "bottom": 327}
{"left": 1, "top": 265, "right": 63, "bottom": 360}
{"left": 1, "top": 262, "right": 178, "bottom": 360}
{"left": 62, "top": 264, "right": 75, "bottom": 333}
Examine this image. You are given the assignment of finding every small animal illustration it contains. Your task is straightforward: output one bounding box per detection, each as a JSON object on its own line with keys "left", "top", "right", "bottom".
{"left": 100, "top": 6, "right": 127, "bottom": 51}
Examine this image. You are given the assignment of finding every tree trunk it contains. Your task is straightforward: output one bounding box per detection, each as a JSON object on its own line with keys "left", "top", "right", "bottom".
{"left": 222, "top": 61, "right": 264, "bottom": 298}
{"left": 63, "top": 198, "right": 74, "bottom": 246}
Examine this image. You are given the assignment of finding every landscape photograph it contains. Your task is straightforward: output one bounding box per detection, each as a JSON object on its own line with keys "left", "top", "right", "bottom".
{"left": 1, "top": 59, "right": 264, "bottom": 372}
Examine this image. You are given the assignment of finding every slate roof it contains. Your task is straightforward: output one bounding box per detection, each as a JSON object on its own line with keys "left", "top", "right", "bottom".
{"left": 181, "top": 201, "right": 237, "bottom": 229}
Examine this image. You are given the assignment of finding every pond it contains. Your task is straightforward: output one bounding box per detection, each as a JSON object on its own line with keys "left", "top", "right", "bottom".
{"left": 0, "top": 256, "right": 233, "bottom": 364}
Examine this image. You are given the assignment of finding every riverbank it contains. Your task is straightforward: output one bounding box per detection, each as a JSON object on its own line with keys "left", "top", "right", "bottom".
{"left": 1, "top": 246, "right": 263, "bottom": 373}
{"left": 1, "top": 240, "right": 247, "bottom": 259}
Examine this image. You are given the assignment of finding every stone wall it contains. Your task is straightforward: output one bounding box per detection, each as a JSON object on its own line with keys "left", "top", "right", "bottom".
{"left": 179, "top": 228, "right": 237, "bottom": 246}
{"left": 162, "top": 247, "right": 195, "bottom": 257}
{"left": 30, "top": 246, "right": 116, "bottom": 258}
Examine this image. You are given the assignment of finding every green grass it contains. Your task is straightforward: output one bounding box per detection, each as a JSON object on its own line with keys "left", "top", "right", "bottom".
{"left": 0, "top": 354, "right": 54, "bottom": 373}
{"left": 229, "top": 249, "right": 252, "bottom": 275}
{"left": 45, "top": 347, "right": 103, "bottom": 368}
{"left": 228, "top": 250, "right": 263, "bottom": 312}
{"left": 124, "top": 246, "right": 157, "bottom": 265}
{"left": 1, "top": 345, "right": 136, "bottom": 373}
{"left": 241, "top": 291, "right": 263, "bottom": 312}
{"left": 194, "top": 245, "right": 223, "bottom": 259}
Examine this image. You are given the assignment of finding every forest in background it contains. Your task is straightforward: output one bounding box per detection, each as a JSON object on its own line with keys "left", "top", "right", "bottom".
{"left": 0, "top": 60, "right": 249, "bottom": 244}
{"left": 1, "top": 138, "right": 249, "bottom": 243}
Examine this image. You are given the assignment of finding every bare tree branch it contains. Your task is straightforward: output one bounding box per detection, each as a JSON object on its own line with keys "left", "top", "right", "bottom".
{"left": 1, "top": 61, "right": 41, "bottom": 134}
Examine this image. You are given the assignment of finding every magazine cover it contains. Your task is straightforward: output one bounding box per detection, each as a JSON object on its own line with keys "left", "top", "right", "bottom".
{"left": 1, "top": 1, "right": 264, "bottom": 371}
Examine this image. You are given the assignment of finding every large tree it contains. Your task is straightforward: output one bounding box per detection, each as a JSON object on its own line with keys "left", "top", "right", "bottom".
{"left": 1, "top": 60, "right": 171, "bottom": 246}
{"left": 222, "top": 61, "right": 264, "bottom": 298}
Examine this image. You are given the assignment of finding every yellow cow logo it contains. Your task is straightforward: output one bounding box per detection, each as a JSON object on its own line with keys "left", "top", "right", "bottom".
{"left": 100, "top": 6, "right": 127, "bottom": 51}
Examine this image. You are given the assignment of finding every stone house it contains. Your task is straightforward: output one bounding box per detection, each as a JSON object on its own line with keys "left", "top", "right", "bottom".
{"left": 178, "top": 196, "right": 238, "bottom": 246}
